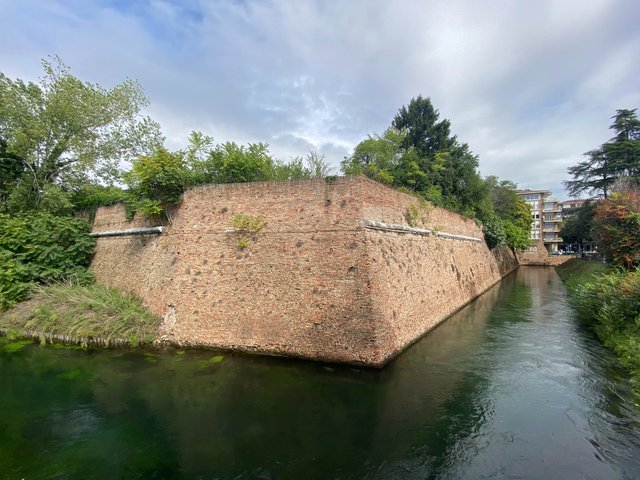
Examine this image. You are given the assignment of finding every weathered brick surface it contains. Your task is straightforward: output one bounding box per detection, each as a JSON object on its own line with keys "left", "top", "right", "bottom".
{"left": 90, "top": 176, "right": 518, "bottom": 366}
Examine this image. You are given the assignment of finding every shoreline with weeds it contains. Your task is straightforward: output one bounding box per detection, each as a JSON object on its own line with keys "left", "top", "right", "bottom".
{"left": 0, "top": 282, "right": 161, "bottom": 348}
{"left": 557, "top": 259, "right": 640, "bottom": 390}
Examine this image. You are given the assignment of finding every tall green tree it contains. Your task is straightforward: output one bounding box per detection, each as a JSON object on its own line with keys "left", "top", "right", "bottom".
{"left": 393, "top": 96, "right": 485, "bottom": 215}
{"left": 564, "top": 108, "right": 640, "bottom": 199}
{"left": 482, "top": 176, "right": 531, "bottom": 251}
{"left": 343, "top": 96, "right": 486, "bottom": 217}
{"left": 484, "top": 176, "right": 519, "bottom": 218}
{"left": 392, "top": 96, "right": 455, "bottom": 157}
{"left": 559, "top": 202, "right": 595, "bottom": 245}
{"left": 603, "top": 108, "right": 640, "bottom": 179}
{"left": 564, "top": 147, "right": 616, "bottom": 199}
{"left": 0, "top": 57, "right": 163, "bottom": 212}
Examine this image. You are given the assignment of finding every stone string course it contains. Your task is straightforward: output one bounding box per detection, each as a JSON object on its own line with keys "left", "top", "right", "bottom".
{"left": 90, "top": 176, "right": 518, "bottom": 367}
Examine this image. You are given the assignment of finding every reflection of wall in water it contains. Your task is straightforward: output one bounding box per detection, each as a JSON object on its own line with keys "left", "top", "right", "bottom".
{"left": 365, "top": 276, "right": 521, "bottom": 470}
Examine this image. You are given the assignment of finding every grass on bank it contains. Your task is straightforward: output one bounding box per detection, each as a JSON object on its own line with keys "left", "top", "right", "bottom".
{"left": 0, "top": 283, "right": 160, "bottom": 347}
{"left": 557, "top": 259, "right": 640, "bottom": 387}
{"left": 556, "top": 258, "right": 611, "bottom": 289}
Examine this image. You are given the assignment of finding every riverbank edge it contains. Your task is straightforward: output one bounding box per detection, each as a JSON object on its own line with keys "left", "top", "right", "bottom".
{"left": 0, "top": 283, "right": 162, "bottom": 349}
{"left": 556, "top": 259, "right": 640, "bottom": 388}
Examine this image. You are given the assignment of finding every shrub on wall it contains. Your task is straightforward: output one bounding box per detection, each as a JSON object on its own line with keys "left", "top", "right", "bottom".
{"left": 0, "top": 213, "right": 95, "bottom": 309}
{"left": 482, "top": 214, "right": 507, "bottom": 249}
{"left": 125, "top": 148, "right": 187, "bottom": 220}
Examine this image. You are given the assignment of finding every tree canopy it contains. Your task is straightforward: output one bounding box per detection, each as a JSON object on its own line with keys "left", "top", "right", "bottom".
{"left": 341, "top": 97, "right": 530, "bottom": 250}
{"left": 0, "top": 57, "right": 163, "bottom": 212}
{"left": 564, "top": 109, "right": 640, "bottom": 199}
{"left": 593, "top": 184, "right": 640, "bottom": 269}
{"left": 342, "top": 96, "right": 486, "bottom": 217}
{"left": 559, "top": 202, "right": 595, "bottom": 246}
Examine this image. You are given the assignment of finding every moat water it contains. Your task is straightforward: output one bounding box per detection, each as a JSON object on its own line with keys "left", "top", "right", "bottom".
{"left": 2, "top": 267, "right": 640, "bottom": 479}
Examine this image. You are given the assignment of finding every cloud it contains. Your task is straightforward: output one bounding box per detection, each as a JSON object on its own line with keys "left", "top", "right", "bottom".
{"left": 2, "top": 0, "right": 639, "bottom": 198}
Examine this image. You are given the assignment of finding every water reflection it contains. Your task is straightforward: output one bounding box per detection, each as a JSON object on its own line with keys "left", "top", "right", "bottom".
{"left": 2, "top": 268, "right": 640, "bottom": 479}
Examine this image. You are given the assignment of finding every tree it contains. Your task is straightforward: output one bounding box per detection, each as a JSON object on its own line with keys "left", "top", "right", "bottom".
{"left": 207, "top": 142, "right": 274, "bottom": 184}
{"left": 503, "top": 198, "right": 532, "bottom": 251}
{"left": 591, "top": 182, "right": 640, "bottom": 269}
{"left": 603, "top": 108, "right": 640, "bottom": 179}
{"left": 483, "top": 176, "right": 519, "bottom": 218}
{"left": 564, "top": 108, "right": 640, "bottom": 199}
{"left": 481, "top": 176, "right": 531, "bottom": 251}
{"left": 181, "top": 131, "right": 332, "bottom": 186}
{"left": 340, "top": 127, "right": 405, "bottom": 186}
{"left": 564, "top": 148, "right": 616, "bottom": 199}
{"left": 342, "top": 97, "right": 486, "bottom": 217}
{"left": 392, "top": 96, "right": 485, "bottom": 216}
{"left": 0, "top": 57, "right": 163, "bottom": 212}
{"left": 559, "top": 203, "right": 595, "bottom": 246}
{"left": 392, "top": 96, "right": 455, "bottom": 158}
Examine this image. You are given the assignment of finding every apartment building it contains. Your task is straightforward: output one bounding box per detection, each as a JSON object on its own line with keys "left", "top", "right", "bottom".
{"left": 516, "top": 189, "right": 563, "bottom": 253}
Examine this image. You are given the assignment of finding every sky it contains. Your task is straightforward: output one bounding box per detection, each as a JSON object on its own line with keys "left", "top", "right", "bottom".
{"left": 1, "top": 0, "right": 639, "bottom": 199}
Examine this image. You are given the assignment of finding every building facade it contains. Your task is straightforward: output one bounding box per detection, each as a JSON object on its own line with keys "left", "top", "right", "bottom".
{"left": 516, "top": 189, "right": 563, "bottom": 253}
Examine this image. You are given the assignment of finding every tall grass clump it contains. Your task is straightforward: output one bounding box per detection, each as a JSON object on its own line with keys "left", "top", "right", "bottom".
{"left": 0, "top": 282, "right": 160, "bottom": 346}
{"left": 572, "top": 270, "right": 640, "bottom": 370}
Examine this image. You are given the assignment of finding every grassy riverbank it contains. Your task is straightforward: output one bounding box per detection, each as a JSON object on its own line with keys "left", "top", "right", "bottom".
{"left": 557, "top": 259, "right": 640, "bottom": 387}
{"left": 0, "top": 283, "right": 160, "bottom": 347}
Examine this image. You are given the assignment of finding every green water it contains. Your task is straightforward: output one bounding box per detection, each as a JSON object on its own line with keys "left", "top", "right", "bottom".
{"left": 2, "top": 267, "right": 640, "bottom": 479}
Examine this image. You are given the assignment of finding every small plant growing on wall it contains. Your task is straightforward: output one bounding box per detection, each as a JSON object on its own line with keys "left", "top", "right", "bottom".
{"left": 405, "top": 199, "right": 433, "bottom": 227}
{"left": 230, "top": 213, "right": 266, "bottom": 249}
{"left": 232, "top": 213, "right": 265, "bottom": 233}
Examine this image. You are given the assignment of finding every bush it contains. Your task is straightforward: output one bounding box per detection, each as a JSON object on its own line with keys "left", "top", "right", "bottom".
{"left": 482, "top": 214, "right": 506, "bottom": 249}
{"left": 0, "top": 213, "right": 95, "bottom": 309}
{"left": 594, "top": 190, "right": 640, "bottom": 269}
{"left": 558, "top": 260, "right": 640, "bottom": 388}
{"left": 572, "top": 270, "right": 640, "bottom": 340}
{"left": 125, "top": 148, "right": 187, "bottom": 219}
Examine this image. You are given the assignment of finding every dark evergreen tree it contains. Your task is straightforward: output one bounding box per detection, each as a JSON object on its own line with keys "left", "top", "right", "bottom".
{"left": 564, "top": 108, "right": 640, "bottom": 199}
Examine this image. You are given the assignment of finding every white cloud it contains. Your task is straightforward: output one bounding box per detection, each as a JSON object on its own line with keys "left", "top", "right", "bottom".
{"left": 1, "top": 0, "right": 638, "bottom": 198}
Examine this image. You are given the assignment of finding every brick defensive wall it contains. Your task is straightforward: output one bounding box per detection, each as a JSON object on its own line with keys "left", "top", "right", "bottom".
{"left": 90, "top": 176, "right": 518, "bottom": 367}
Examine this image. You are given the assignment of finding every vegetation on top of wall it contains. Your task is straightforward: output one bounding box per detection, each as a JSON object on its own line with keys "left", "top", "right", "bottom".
{"left": 340, "top": 97, "right": 531, "bottom": 251}
{"left": 0, "top": 213, "right": 95, "bottom": 310}
{"left": 481, "top": 214, "right": 507, "bottom": 249}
